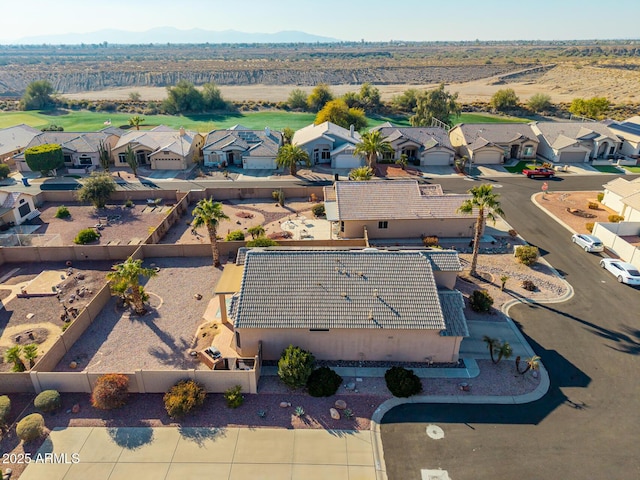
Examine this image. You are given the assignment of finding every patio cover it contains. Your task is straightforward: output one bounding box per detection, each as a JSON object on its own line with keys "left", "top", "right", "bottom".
{"left": 214, "top": 264, "right": 244, "bottom": 294}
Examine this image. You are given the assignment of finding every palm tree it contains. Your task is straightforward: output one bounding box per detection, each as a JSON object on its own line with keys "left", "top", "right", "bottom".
{"left": 354, "top": 130, "right": 393, "bottom": 168}
{"left": 457, "top": 184, "right": 504, "bottom": 277}
{"left": 191, "top": 198, "right": 229, "bottom": 267}
{"left": 128, "top": 115, "right": 145, "bottom": 131}
{"left": 482, "top": 336, "right": 498, "bottom": 363}
{"left": 4, "top": 345, "right": 25, "bottom": 372}
{"left": 516, "top": 355, "right": 541, "bottom": 375}
{"left": 349, "top": 166, "right": 373, "bottom": 181}
{"left": 276, "top": 144, "right": 310, "bottom": 176}
{"left": 282, "top": 127, "right": 294, "bottom": 145}
{"left": 22, "top": 344, "right": 39, "bottom": 369}
{"left": 495, "top": 342, "right": 513, "bottom": 364}
{"left": 107, "top": 257, "right": 157, "bottom": 315}
{"left": 247, "top": 225, "right": 265, "bottom": 239}
{"left": 483, "top": 336, "right": 512, "bottom": 364}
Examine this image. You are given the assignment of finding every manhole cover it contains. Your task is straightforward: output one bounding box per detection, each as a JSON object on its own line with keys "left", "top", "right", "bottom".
{"left": 426, "top": 424, "right": 444, "bottom": 440}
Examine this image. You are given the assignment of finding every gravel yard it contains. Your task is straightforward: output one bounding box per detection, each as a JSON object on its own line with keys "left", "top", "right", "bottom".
{"left": 55, "top": 257, "right": 219, "bottom": 372}
{"left": 534, "top": 191, "right": 617, "bottom": 234}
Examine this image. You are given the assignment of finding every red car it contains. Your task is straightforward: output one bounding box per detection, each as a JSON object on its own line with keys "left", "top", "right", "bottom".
{"left": 522, "top": 167, "right": 555, "bottom": 178}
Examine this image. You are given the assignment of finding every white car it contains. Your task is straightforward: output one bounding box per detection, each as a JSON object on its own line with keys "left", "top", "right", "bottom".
{"left": 599, "top": 259, "right": 640, "bottom": 285}
{"left": 571, "top": 233, "right": 604, "bottom": 253}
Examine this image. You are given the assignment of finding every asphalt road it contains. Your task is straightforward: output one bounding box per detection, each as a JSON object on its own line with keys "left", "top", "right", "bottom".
{"left": 380, "top": 174, "right": 640, "bottom": 480}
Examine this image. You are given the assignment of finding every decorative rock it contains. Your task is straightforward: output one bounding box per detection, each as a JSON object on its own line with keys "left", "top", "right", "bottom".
{"left": 76, "top": 273, "right": 85, "bottom": 280}
{"left": 330, "top": 408, "right": 340, "bottom": 420}
{"left": 194, "top": 293, "right": 203, "bottom": 300}
{"left": 335, "top": 400, "right": 347, "bottom": 410}
{"left": 189, "top": 351, "right": 198, "bottom": 357}
{"left": 345, "top": 382, "right": 356, "bottom": 391}
{"left": 72, "top": 403, "right": 80, "bottom": 414}
{"left": 26, "top": 313, "right": 35, "bottom": 319}
{"left": 280, "top": 402, "right": 291, "bottom": 408}
{"left": 69, "top": 361, "right": 78, "bottom": 369}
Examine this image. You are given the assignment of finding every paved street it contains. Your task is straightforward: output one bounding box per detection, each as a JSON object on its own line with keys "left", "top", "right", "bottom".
{"left": 380, "top": 174, "right": 640, "bottom": 480}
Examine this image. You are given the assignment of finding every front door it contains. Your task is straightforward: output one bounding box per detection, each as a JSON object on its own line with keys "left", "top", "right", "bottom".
{"left": 510, "top": 144, "right": 519, "bottom": 159}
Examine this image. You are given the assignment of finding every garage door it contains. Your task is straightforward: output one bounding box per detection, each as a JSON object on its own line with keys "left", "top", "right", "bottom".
{"left": 243, "top": 158, "right": 276, "bottom": 169}
{"left": 332, "top": 154, "right": 363, "bottom": 169}
{"left": 421, "top": 152, "right": 451, "bottom": 166}
{"left": 473, "top": 150, "right": 502, "bottom": 164}
{"left": 558, "top": 151, "right": 587, "bottom": 163}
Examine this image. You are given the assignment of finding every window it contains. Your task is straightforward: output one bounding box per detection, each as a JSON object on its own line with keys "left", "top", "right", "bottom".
{"left": 235, "top": 331, "right": 241, "bottom": 348}
{"left": 321, "top": 150, "right": 330, "bottom": 160}
{"left": 523, "top": 146, "right": 534, "bottom": 156}
{"left": 118, "top": 153, "right": 126, "bottom": 164}
{"left": 63, "top": 154, "right": 72, "bottom": 164}
{"left": 609, "top": 146, "right": 615, "bottom": 155}
{"left": 378, "top": 221, "right": 388, "bottom": 229}
{"left": 78, "top": 155, "right": 92, "bottom": 166}
{"left": 309, "top": 328, "right": 329, "bottom": 332}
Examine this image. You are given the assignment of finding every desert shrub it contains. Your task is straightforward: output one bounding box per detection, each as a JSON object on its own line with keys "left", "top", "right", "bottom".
{"left": 164, "top": 379, "right": 206, "bottom": 418}
{"left": 226, "top": 230, "right": 245, "bottom": 241}
{"left": 597, "top": 193, "right": 604, "bottom": 202}
{"left": 124, "top": 199, "right": 134, "bottom": 208}
{"left": 223, "top": 385, "right": 244, "bottom": 409}
{"left": 587, "top": 201, "right": 599, "bottom": 210}
{"left": 74, "top": 228, "right": 99, "bottom": 245}
{"left": 0, "top": 163, "right": 10, "bottom": 179}
{"left": 91, "top": 373, "right": 129, "bottom": 410}
{"left": 0, "top": 395, "right": 10, "bottom": 425}
{"left": 278, "top": 344, "right": 315, "bottom": 389}
{"left": 55, "top": 205, "right": 71, "bottom": 218}
{"left": 311, "top": 203, "right": 325, "bottom": 217}
{"left": 16, "top": 413, "right": 45, "bottom": 442}
{"left": 246, "top": 236, "right": 279, "bottom": 247}
{"left": 522, "top": 279, "right": 537, "bottom": 291}
{"left": 422, "top": 235, "right": 439, "bottom": 247}
{"left": 608, "top": 214, "right": 624, "bottom": 223}
{"left": 34, "top": 390, "right": 61, "bottom": 413}
{"left": 469, "top": 289, "right": 494, "bottom": 313}
{"left": 307, "top": 367, "right": 343, "bottom": 397}
{"left": 541, "top": 162, "right": 553, "bottom": 169}
{"left": 586, "top": 222, "right": 595, "bottom": 232}
{"left": 514, "top": 245, "right": 539, "bottom": 266}
{"left": 384, "top": 366, "right": 423, "bottom": 398}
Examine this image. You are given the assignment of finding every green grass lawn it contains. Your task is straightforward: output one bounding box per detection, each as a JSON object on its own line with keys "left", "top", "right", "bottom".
{"left": 592, "top": 165, "right": 624, "bottom": 174}
{"left": 622, "top": 165, "right": 640, "bottom": 173}
{"left": 455, "top": 113, "right": 530, "bottom": 124}
{"left": 503, "top": 161, "right": 540, "bottom": 173}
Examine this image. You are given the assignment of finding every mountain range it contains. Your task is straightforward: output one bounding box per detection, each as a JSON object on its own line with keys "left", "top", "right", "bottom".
{"left": 11, "top": 27, "right": 341, "bottom": 45}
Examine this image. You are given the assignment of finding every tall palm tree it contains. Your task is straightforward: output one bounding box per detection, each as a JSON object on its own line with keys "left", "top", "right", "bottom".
{"left": 191, "top": 198, "right": 229, "bottom": 267}
{"left": 276, "top": 144, "right": 310, "bottom": 176}
{"left": 107, "top": 257, "right": 157, "bottom": 315}
{"left": 128, "top": 115, "right": 145, "bottom": 131}
{"left": 457, "top": 184, "right": 504, "bottom": 277}
{"left": 354, "top": 130, "right": 393, "bottom": 168}
{"left": 516, "top": 355, "right": 541, "bottom": 375}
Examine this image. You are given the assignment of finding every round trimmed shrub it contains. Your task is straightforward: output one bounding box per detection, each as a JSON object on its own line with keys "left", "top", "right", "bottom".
{"left": 0, "top": 395, "right": 11, "bottom": 425}
{"left": 34, "top": 390, "right": 61, "bottom": 413}
{"left": 469, "top": 289, "right": 494, "bottom": 313}
{"left": 307, "top": 367, "right": 343, "bottom": 397}
{"left": 74, "top": 228, "right": 100, "bottom": 245}
{"left": 311, "top": 203, "right": 325, "bottom": 217}
{"left": 0, "top": 163, "right": 10, "bottom": 180}
{"left": 278, "top": 344, "right": 315, "bottom": 389}
{"left": 514, "top": 245, "right": 539, "bottom": 266}
{"left": 55, "top": 205, "right": 71, "bottom": 219}
{"left": 16, "top": 413, "right": 45, "bottom": 442}
{"left": 164, "top": 379, "right": 206, "bottom": 418}
{"left": 384, "top": 366, "right": 423, "bottom": 398}
{"left": 91, "top": 374, "right": 129, "bottom": 410}
{"left": 226, "top": 230, "right": 246, "bottom": 241}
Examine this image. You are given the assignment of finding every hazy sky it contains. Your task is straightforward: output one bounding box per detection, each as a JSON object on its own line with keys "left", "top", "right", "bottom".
{"left": 2, "top": 0, "right": 639, "bottom": 42}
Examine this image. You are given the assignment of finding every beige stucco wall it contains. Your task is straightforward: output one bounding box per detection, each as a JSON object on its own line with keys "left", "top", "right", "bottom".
{"left": 432, "top": 271, "right": 458, "bottom": 290}
{"left": 235, "top": 327, "right": 461, "bottom": 363}
{"left": 343, "top": 218, "right": 475, "bottom": 239}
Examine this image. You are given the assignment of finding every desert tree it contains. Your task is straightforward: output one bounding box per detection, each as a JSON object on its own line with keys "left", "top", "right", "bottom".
{"left": 76, "top": 172, "right": 116, "bottom": 209}
{"left": 491, "top": 88, "right": 519, "bottom": 111}
{"left": 315, "top": 99, "right": 367, "bottom": 131}
{"left": 128, "top": 115, "right": 145, "bottom": 131}
{"left": 307, "top": 83, "right": 334, "bottom": 112}
{"left": 20, "top": 80, "right": 55, "bottom": 110}
{"left": 191, "top": 198, "right": 229, "bottom": 267}
{"left": 410, "top": 83, "right": 461, "bottom": 127}
{"left": 276, "top": 144, "right": 310, "bottom": 176}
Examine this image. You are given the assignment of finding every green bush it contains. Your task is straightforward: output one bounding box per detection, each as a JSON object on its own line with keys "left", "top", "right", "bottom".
{"left": 226, "top": 230, "right": 246, "bottom": 241}
{"left": 24, "top": 143, "right": 64, "bottom": 175}
{"left": 164, "top": 379, "right": 206, "bottom": 418}
{"left": 384, "top": 366, "right": 423, "bottom": 398}
{"left": 55, "top": 205, "right": 71, "bottom": 219}
{"left": 91, "top": 374, "right": 129, "bottom": 410}
{"left": 307, "top": 367, "right": 343, "bottom": 397}
{"left": 514, "top": 245, "right": 539, "bottom": 266}
{"left": 124, "top": 199, "right": 134, "bottom": 208}
{"left": 311, "top": 203, "right": 325, "bottom": 217}
{"left": 246, "top": 236, "right": 279, "bottom": 247}
{"left": 586, "top": 222, "right": 595, "bottom": 233}
{"left": 597, "top": 192, "right": 604, "bottom": 202}
{"left": 522, "top": 280, "right": 537, "bottom": 291}
{"left": 16, "top": 413, "right": 45, "bottom": 442}
{"left": 469, "top": 289, "right": 494, "bottom": 313}
{"left": 587, "top": 201, "right": 599, "bottom": 210}
{"left": 74, "top": 228, "right": 100, "bottom": 245}
{"left": 34, "top": 390, "right": 61, "bottom": 413}
{"left": 223, "top": 385, "right": 244, "bottom": 408}
{"left": 422, "top": 235, "right": 439, "bottom": 247}
{"left": 278, "top": 344, "right": 315, "bottom": 389}
{"left": 0, "top": 395, "right": 10, "bottom": 425}
{"left": 0, "top": 163, "right": 10, "bottom": 179}
{"left": 608, "top": 214, "right": 624, "bottom": 223}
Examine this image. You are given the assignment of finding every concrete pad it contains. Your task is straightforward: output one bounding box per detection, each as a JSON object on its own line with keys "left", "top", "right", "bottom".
{"left": 39, "top": 427, "right": 93, "bottom": 457}
{"left": 172, "top": 427, "right": 239, "bottom": 463}
{"left": 234, "top": 428, "right": 294, "bottom": 464}
{"left": 292, "top": 464, "right": 349, "bottom": 479}
{"left": 346, "top": 431, "right": 375, "bottom": 466}
{"left": 166, "top": 462, "right": 232, "bottom": 477}
{"left": 18, "top": 463, "right": 70, "bottom": 480}
{"left": 116, "top": 428, "right": 181, "bottom": 463}
{"left": 107, "top": 462, "right": 170, "bottom": 480}
{"left": 293, "top": 429, "right": 348, "bottom": 465}
{"left": 25, "top": 270, "right": 66, "bottom": 295}
{"left": 63, "top": 462, "right": 115, "bottom": 480}
{"left": 78, "top": 427, "right": 124, "bottom": 463}
{"left": 229, "top": 463, "right": 292, "bottom": 480}
{"left": 348, "top": 465, "right": 379, "bottom": 480}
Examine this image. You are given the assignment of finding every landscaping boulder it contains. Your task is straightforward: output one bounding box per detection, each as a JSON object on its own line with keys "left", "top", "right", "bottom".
{"left": 279, "top": 402, "right": 291, "bottom": 408}
{"left": 330, "top": 408, "right": 340, "bottom": 420}
{"left": 334, "top": 399, "right": 347, "bottom": 410}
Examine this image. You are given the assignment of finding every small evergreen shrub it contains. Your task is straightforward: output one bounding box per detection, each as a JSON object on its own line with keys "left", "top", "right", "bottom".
{"left": 278, "top": 344, "right": 315, "bottom": 389}
{"left": 246, "top": 236, "right": 279, "bottom": 247}
{"left": 164, "top": 379, "right": 206, "bottom": 418}
{"left": 522, "top": 280, "right": 537, "bottom": 291}
{"left": 34, "top": 390, "right": 61, "bottom": 413}
{"left": 469, "top": 289, "right": 494, "bottom": 313}
{"left": 608, "top": 214, "right": 624, "bottom": 223}
{"left": 311, "top": 203, "right": 325, "bottom": 217}
{"left": 306, "top": 367, "right": 343, "bottom": 397}
{"left": 0, "top": 163, "right": 10, "bottom": 179}
{"left": 74, "top": 228, "right": 99, "bottom": 245}
{"left": 514, "top": 245, "right": 539, "bottom": 266}
{"left": 0, "top": 395, "right": 10, "bottom": 425}
{"left": 223, "top": 385, "right": 244, "bottom": 409}
{"left": 384, "top": 366, "right": 423, "bottom": 398}
{"left": 91, "top": 374, "right": 129, "bottom": 410}
{"left": 587, "top": 201, "right": 599, "bottom": 210}
{"left": 16, "top": 413, "right": 45, "bottom": 442}
{"left": 586, "top": 222, "right": 595, "bottom": 233}
{"left": 226, "top": 230, "right": 246, "bottom": 241}
{"left": 55, "top": 205, "right": 71, "bottom": 219}
{"left": 597, "top": 193, "right": 604, "bottom": 202}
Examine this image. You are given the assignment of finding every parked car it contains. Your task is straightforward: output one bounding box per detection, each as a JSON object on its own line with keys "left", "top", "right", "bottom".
{"left": 522, "top": 167, "right": 555, "bottom": 178}
{"left": 599, "top": 258, "right": 640, "bottom": 285}
{"left": 571, "top": 233, "right": 604, "bottom": 252}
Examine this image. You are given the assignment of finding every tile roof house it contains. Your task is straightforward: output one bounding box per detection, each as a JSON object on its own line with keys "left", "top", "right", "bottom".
{"left": 0, "top": 191, "right": 38, "bottom": 226}
{"left": 225, "top": 249, "right": 469, "bottom": 362}
{"left": 530, "top": 121, "right": 621, "bottom": 163}
{"left": 112, "top": 126, "right": 204, "bottom": 171}
{"left": 293, "top": 121, "right": 363, "bottom": 169}
{"left": 449, "top": 123, "right": 539, "bottom": 164}
{"left": 607, "top": 116, "right": 640, "bottom": 157}
{"left": 323, "top": 180, "right": 476, "bottom": 239}
{"left": 370, "top": 123, "right": 455, "bottom": 166}
{"left": 0, "top": 124, "right": 41, "bottom": 167}
{"left": 203, "top": 125, "right": 283, "bottom": 170}
{"left": 602, "top": 177, "right": 640, "bottom": 222}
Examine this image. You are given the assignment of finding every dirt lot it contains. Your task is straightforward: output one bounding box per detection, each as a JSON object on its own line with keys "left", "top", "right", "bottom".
{"left": 34, "top": 201, "right": 168, "bottom": 246}
{"left": 534, "top": 191, "right": 617, "bottom": 234}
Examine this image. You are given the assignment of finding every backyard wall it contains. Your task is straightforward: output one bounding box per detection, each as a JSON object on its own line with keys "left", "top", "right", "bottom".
{"left": 0, "top": 372, "right": 34, "bottom": 393}
{"left": 34, "top": 190, "right": 183, "bottom": 205}
{"left": 0, "top": 245, "right": 139, "bottom": 263}
{"left": 592, "top": 221, "right": 640, "bottom": 268}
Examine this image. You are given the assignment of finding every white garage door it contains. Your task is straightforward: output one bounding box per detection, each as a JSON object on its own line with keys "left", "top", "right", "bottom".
{"left": 421, "top": 152, "right": 451, "bottom": 166}
{"left": 473, "top": 150, "right": 502, "bottom": 164}
{"left": 559, "top": 151, "right": 587, "bottom": 163}
{"left": 243, "top": 157, "right": 276, "bottom": 170}
{"left": 333, "top": 154, "right": 363, "bottom": 169}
